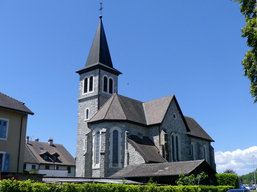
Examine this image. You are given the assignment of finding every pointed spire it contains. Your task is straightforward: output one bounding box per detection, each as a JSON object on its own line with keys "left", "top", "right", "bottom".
{"left": 76, "top": 16, "right": 121, "bottom": 75}
{"left": 85, "top": 16, "right": 113, "bottom": 68}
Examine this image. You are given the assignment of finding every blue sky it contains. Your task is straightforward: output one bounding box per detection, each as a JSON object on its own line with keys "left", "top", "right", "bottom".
{"left": 1, "top": 1, "right": 256, "bottom": 176}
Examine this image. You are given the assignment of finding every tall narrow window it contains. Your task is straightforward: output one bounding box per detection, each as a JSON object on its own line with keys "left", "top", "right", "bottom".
{"left": 109, "top": 78, "right": 113, "bottom": 94}
{"left": 112, "top": 130, "right": 118, "bottom": 166}
{"left": 95, "top": 131, "right": 100, "bottom": 165}
{"left": 85, "top": 109, "right": 89, "bottom": 120}
{"left": 0, "top": 120, "right": 8, "bottom": 139}
{"left": 191, "top": 143, "right": 195, "bottom": 160}
{"left": 176, "top": 136, "right": 179, "bottom": 161}
{"left": 89, "top": 76, "right": 93, "bottom": 92}
{"left": 0, "top": 154, "right": 3, "bottom": 171}
{"left": 172, "top": 135, "right": 175, "bottom": 161}
{"left": 103, "top": 76, "right": 108, "bottom": 92}
{"left": 84, "top": 78, "right": 88, "bottom": 93}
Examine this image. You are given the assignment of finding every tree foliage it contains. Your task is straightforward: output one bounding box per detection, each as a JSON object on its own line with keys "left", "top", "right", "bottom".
{"left": 176, "top": 172, "right": 208, "bottom": 185}
{"left": 224, "top": 169, "right": 237, "bottom": 174}
{"left": 235, "top": 0, "right": 257, "bottom": 102}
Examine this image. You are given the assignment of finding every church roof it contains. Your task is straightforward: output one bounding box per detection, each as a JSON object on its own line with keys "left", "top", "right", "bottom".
{"left": 89, "top": 93, "right": 177, "bottom": 126}
{"left": 185, "top": 116, "right": 214, "bottom": 142}
{"left": 89, "top": 93, "right": 214, "bottom": 142}
{"left": 76, "top": 16, "right": 121, "bottom": 76}
{"left": 109, "top": 160, "right": 216, "bottom": 178}
{"left": 0, "top": 92, "right": 34, "bottom": 115}
{"left": 89, "top": 93, "right": 147, "bottom": 125}
{"left": 127, "top": 135, "right": 167, "bottom": 163}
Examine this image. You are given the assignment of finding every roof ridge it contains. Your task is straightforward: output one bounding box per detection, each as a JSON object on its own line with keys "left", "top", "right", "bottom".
{"left": 0, "top": 92, "right": 25, "bottom": 105}
{"left": 116, "top": 94, "right": 128, "bottom": 120}
{"left": 142, "top": 103, "right": 149, "bottom": 125}
{"left": 104, "top": 93, "right": 117, "bottom": 119}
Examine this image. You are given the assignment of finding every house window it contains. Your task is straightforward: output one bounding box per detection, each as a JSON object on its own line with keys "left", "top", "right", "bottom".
{"left": 67, "top": 166, "right": 71, "bottom": 173}
{"left": 171, "top": 133, "right": 180, "bottom": 162}
{"left": 43, "top": 155, "right": 48, "bottom": 160}
{"left": 109, "top": 127, "right": 122, "bottom": 168}
{"left": 0, "top": 154, "right": 3, "bottom": 171}
{"left": 93, "top": 130, "right": 101, "bottom": 168}
{"left": 32, "top": 165, "right": 36, "bottom": 169}
{"left": 45, "top": 165, "right": 49, "bottom": 170}
{"left": 23, "top": 164, "right": 26, "bottom": 170}
{"left": 0, "top": 119, "right": 8, "bottom": 139}
{"left": 83, "top": 76, "right": 94, "bottom": 94}
{"left": 102, "top": 76, "right": 114, "bottom": 94}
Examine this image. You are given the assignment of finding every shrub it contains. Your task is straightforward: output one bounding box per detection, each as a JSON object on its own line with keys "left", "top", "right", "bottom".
{"left": 215, "top": 173, "right": 239, "bottom": 189}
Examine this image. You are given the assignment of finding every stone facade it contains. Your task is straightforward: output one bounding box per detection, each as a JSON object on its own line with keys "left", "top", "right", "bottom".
{"left": 76, "top": 69, "right": 119, "bottom": 177}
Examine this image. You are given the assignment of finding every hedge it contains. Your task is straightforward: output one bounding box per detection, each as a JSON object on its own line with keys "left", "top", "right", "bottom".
{"left": 0, "top": 179, "right": 233, "bottom": 192}
{"left": 215, "top": 173, "right": 239, "bottom": 189}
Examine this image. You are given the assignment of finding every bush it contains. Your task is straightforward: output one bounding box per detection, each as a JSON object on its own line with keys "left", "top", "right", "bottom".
{"left": 215, "top": 173, "right": 239, "bottom": 189}
{"left": 0, "top": 178, "right": 234, "bottom": 192}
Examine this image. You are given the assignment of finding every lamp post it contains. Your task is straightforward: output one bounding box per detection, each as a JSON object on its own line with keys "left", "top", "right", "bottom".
{"left": 253, "top": 155, "right": 256, "bottom": 186}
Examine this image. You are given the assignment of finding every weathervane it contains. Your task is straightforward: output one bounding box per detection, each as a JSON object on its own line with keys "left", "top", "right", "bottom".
{"left": 99, "top": 0, "right": 104, "bottom": 17}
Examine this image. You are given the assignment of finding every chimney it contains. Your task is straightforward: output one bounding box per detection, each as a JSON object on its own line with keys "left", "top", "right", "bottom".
{"left": 26, "top": 136, "right": 29, "bottom": 144}
{"left": 48, "top": 137, "right": 53, "bottom": 146}
{"left": 35, "top": 138, "right": 39, "bottom": 142}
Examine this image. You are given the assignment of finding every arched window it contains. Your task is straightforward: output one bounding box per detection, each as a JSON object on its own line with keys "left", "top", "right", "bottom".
{"left": 85, "top": 109, "right": 89, "bottom": 120}
{"left": 95, "top": 131, "right": 100, "bottom": 165}
{"left": 171, "top": 133, "right": 180, "bottom": 162}
{"left": 172, "top": 135, "right": 175, "bottom": 161}
{"left": 84, "top": 78, "right": 88, "bottom": 93}
{"left": 112, "top": 130, "right": 118, "bottom": 166}
{"left": 89, "top": 76, "right": 93, "bottom": 92}
{"left": 176, "top": 136, "right": 179, "bottom": 161}
{"left": 103, "top": 76, "right": 108, "bottom": 92}
{"left": 191, "top": 143, "right": 195, "bottom": 160}
{"left": 109, "top": 127, "right": 122, "bottom": 168}
{"left": 109, "top": 78, "right": 113, "bottom": 94}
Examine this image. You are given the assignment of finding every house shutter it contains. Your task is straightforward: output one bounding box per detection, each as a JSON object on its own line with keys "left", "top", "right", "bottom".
{"left": 3, "top": 153, "right": 10, "bottom": 172}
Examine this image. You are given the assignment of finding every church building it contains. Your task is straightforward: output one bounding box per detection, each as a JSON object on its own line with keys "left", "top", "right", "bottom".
{"left": 75, "top": 15, "right": 216, "bottom": 178}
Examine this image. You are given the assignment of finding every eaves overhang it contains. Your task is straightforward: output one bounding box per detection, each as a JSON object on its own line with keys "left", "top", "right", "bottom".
{"left": 87, "top": 119, "right": 147, "bottom": 127}
{"left": 76, "top": 63, "right": 122, "bottom": 76}
{"left": 187, "top": 133, "right": 215, "bottom": 142}
{"left": 0, "top": 106, "right": 34, "bottom": 115}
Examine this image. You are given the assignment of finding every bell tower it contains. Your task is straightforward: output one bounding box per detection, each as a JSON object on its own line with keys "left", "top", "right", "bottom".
{"left": 75, "top": 15, "right": 122, "bottom": 177}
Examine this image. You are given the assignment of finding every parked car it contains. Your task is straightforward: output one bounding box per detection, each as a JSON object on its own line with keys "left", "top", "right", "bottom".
{"left": 227, "top": 189, "right": 250, "bottom": 192}
{"left": 239, "top": 183, "right": 246, "bottom": 189}
{"left": 243, "top": 184, "right": 254, "bottom": 190}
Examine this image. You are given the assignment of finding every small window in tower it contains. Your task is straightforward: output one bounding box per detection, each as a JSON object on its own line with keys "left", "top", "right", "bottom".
{"left": 85, "top": 109, "right": 89, "bottom": 120}
{"left": 103, "top": 76, "right": 108, "bottom": 92}
{"left": 84, "top": 78, "right": 88, "bottom": 93}
{"left": 95, "top": 131, "right": 100, "bottom": 165}
{"left": 109, "top": 78, "right": 113, "bottom": 94}
{"left": 89, "top": 76, "right": 93, "bottom": 92}
{"left": 112, "top": 130, "right": 118, "bottom": 166}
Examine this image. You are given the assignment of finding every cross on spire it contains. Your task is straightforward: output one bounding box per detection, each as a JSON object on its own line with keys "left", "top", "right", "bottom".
{"left": 99, "top": 1, "right": 103, "bottom": 17}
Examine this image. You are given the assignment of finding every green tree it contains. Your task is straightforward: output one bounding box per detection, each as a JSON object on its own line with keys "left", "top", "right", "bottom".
{"left": 235, "top": 0, "right": 257, "bottom": 103}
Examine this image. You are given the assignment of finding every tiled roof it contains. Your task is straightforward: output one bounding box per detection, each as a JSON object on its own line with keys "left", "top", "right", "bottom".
{"left": 89, "top": 93, "right": 147, "bottom": 125}
{"left": 144, "top": 95, "right": 174, "bottom": 125}
{"left": 0, "top": 92, "right": 33, "bottom": 115}
{"left": 25, "top": 141, "right": 75, "bottom": 166}
{"left": 110, "top": 160, "right": 216, "bottom": 178}
{"left": 185, "top": 117, "right": 214, "bottom": 142}
{"left": 89, "top": 93, "right": 213, "bottom": 142}
{"left": 127, "top": 135, "right": 167, "bottom": 163}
